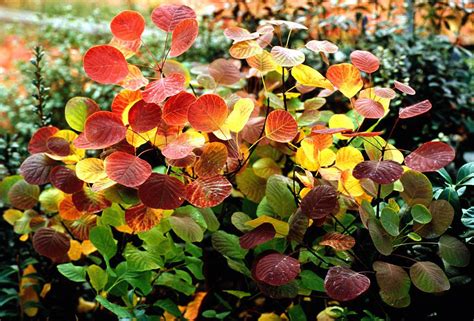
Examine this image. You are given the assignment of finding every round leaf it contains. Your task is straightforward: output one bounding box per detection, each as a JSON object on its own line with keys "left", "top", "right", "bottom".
{"left": 185, "top": 175, "right": 232, "bottom": 208}
{"left": 128, "top": 100, "right": 162, "bottom": 132}
{"left": 254, "top": 252, "right": 300, "bottom": 286}
{"left": 104, "top": 151, "right": 152, "bottom": 187}
{"left": 125, "top": 203, "right": 162, "bottom": 232}
{"left": 209, "top": 58, "right": 241, "bottom": 86}
{"left": 300, "top": 185, "right": 337, "bottom": 220}
{"left": 438, "top": 235, "right": 470, "bottom": 267}
{"left": 320, "top": 232, "right": 356, "bottom": 251}
{"left": 195, "top": 142, "right": 228, "bottom": 178}
{"left": 20, "top": 153, "right": 57, "bottom": 185}
{"left": 142, "top": 73, "right": 185, "bottom": 104}
{"left": 353, "top": 160, "right": 403, "bottom": 184}
{"left": 350, "top": 50, "right": 380, "bottom": 73}
{"left": 414, "top": 200, "right": 454, "bottom": 239}
{"left": 411, "top": 204, "right": 432, "bottom": 224}
{"left": 326, "top": 63, "right": 363, "bottom": 98}
{"left": 138, "top": 173, "right": 185, "bottom": 210}
{"left": 265, "top": 110, "right": 298, "bottom": 143}
{"left": 324, "top": 266, "right": 370, "bottom": 301}
{"left": 50, "top": 166, "right": 83, "bottom": 194}
{"left": 239, "top": 223, "right": 276, "bottom": 249}
{"left": 110, "top": 10, "right": 145, "bottom": 41}
{"left": 188, "top": 94, "right": 228, "bottom": 132}
{"left": 84, "top": 111, "right": 127, "bottom": 149}
{"left": 33, "top": 227, "right": 70, "bottom": 260}
{"left": 409, "top": 261, "right": 450, "bottom": 293}
{"left": 151, "top": 4, "right": 196, "bottom": 32}
{"left": 162, "top": 91, "right": 196, "bottom": 126}
{"left": 271, "top": 46, "right": 305, "bottom": 67}
{"left": 405, "top": 142, "right": 455, "bottom": 172}
{"left": 353, "top": 98, "right": 385, "bottom": 119}
{"left": 8, "top": 180, "right": 40, "bottom": 210}
{"left": 169, "top": 19, "right": 199, "bottom": 58}
{"left": 83, "top": 45, "right": 129, "bottom": 84}
{"left": 65, "top": 97, "right": 100, "bottom": 132}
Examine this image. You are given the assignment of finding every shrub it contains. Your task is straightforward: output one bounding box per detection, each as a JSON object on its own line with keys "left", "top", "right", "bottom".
{"left": 1, "top": 4, "right": 472, "bottom": 320}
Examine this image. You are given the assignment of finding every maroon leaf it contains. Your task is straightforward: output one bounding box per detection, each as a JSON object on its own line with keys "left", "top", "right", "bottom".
{"left": 104, "top": 151, "right": 152, "bottom": 187}
{"left": 20, "top": 153, "right": 57, "bottom": 185}
{"left": 84, "top": 111, "right": 127, "bottom": 149}
{"left": 324, "top": 266, "right": 371, "bottom": 301}
{"left": 353, "top": 160, "right": 404, "bottom": 184}
{"left": 50, "top": 166, "right": 84, "bottom": 194}
{"left": 300, "top": 185, "right": 337, "bottom": 219}
{"left": 28, "top": 126, "right": 59, "bottom": 154}
{"left": 72, "top": 187, "right": 111, "bottom": 213}
{"left": 405, "top": 142, "right": 455, "bottom": 172}
{"left": 32, "top": 227, "right": 70, "bottom": 260}
{"left": 138, "top": 173, "right": 185, "bottom": 209}
{"left": 128, "top": 100, "right": 162, "bottom": 132}
{"left": 239, "top": 223, "right": 276, "bottom": 249}
{"left": 254, "top": 252, "right": 301, "bottom": 286}
{"left": 399, "top": 100, "right": 432, "bottom": 119}
{"left": 46, "top": 136, "right": 71, "bottom": 156}
{"left": 185, "top": 175, "right": 232, "bottom": 208}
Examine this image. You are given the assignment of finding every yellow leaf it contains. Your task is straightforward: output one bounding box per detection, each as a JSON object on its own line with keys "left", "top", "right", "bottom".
{"left": 126, "top": 127, "right": 156, "bottom": 147}
{"left": 363, "top": 137, "right": 404, "bottom": 163}
{"left": 335, "top": 146, "right": 364, "bottom": 170}
{"left": 326, "top": 63, "right": 363, "bottom": 98}
{"left": 183, "top": 292, "right": 207, "bottom": 321}
{"left": 76, "top": 158, "right": 107, "bottom": 183}
{"left": 359, "top": 88, "right": 391, "bottom": 113}
{"left": 81, "top": 240, "right": 97, "bottom": 255}
{"left": 258, "top": 312, "right": 284, "bottom": 321}
{"left": 328, "top": 114, "right": 355, "bottom": 140}
{"left": 319, "top": 167, "right": 342, "bottom": 181}
{"left": 317, "top": 148, "right": 336, "bottom": 167}
{"left": 252, "top": 158, "right": 281, "bottom": 179}
{"left": 20, "top": 265, "right": 39, "bottom": 317}
{"left": 39, "top": 188, "right": 64, "bottom": 213}
{"left": 292, "top": 64, "right": 334, "bottom": 90}
{"left": 3, "top": 209, "right": 23, "bottom": 225}
{"left": 247, "top": 51, "right": 277, "bottom": 74}
{"left": 338, "top": 170, "right": 364, "bottom": 197}
{"left": 68, "top": 239, "right": 82, "bottom": 261}
{"left": 40, "top": 283, "right": 51, "bottom": 298}
{"left": 236, "top": 168, "right": 267, "bottom": 203}
{"left": 229, "top": 40, "right": 263, "bottom": 59}
{"left": 246, "top": 215, "right": 289, "bottom": 237}
{"left": 295, "top": 147, "right": 319, "bottom": 171}
{"left": 224, "top": 98, "right": 254, "bottom": 133}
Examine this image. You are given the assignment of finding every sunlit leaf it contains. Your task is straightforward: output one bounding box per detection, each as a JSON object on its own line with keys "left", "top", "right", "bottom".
{"left": 142, "top": 73, "right": 185, "bottom": 104}
{"left": 83, "top": 111, "right": 127, "bottom": 149}
{"left": 405, "top": 142, "right": 455, "bottom": 172}
{"left": 326, "top": 63, "right": 363, "bottom": 98}
{"left": 188, "top": 94, "right": 228, "bottom": 132}
{"left": 118, "top": 64, "right": 149, "bottom": 91}
{"left": 265, "top": 110, "right": 298, "bottom": 143}
{"left": 162, "top": 91, "right": 196, "bottom": 126}
{"left": 161, "top": 130, "right": 205, "bottom": 159}
{"left": 127, "top": 100, "right": 162, "bottom": 132}
{"left": 20, "top": 153, "right": 57, "bottom": 185}
{"left": 224, "top": 26, "right": 260, "bottom": 43}
{"left": 324, "top": 266, "right": 370, "bottom": 301}
{"left": 125, "top": 203, "right": 162, "bottom": 232}
{"left": 229, "top": 40, "right": 263, "bottom": 59}
{"left": 72, "top": 186, "right": 111, "bottom": 213}
{"left": 246, "top": 51, "right": 277, "bottom": 74}
{"left": 170, "top": 19, "right": 199, "bottom": 57}
{"left": 354, "top": 98, "right": 385, "bottom": 119}
{"left": 399, "top": 100, "right": 432, "bottom": 119}
{"left": 252, "top": 158, "right": 281, "bottom": 179}
{"left": 271, "top": 46, "right": 305, "bottom": 67}
{"left": 254, "top": 252, "right": 300, "bottom": 286}
{"left": 224, "top": 98, "right": 254, "bottom": 133}
{"left": 394, "top": 80, "right": 416, "bottom": 95}
{"left": 350, "top": 50, "right": 380, "bottom": 73}
{"left": 151, "top": 4, "right": 196, "bottom": 32}
{"left": 110, "top": 10, "right": 145, "bottom": 41}
{"left": 104, "top": 151, "right": 151, "bottom": 187}
{"left": 320, "top": 232, "right": 356, "bottom": 251}
{"left": 195, "top": 142, "right": 228, "bottom": 177}
{"left": 209, "top": 58, "right": 241, "bottom": 86}
{"left": 64, "top": 97, "right": 100, "bottom": 132}
{"left": 76, "top": 158, "right": 107, "bottom": 183}
{"left": 59, "top": 194, "right": 84, "bottom": 220}
{"left": 291, "top": 64, "right": 333, "bottom": 89}
{"left": 335, "top": 146, "right": 364, "bottom": 171}
{"left": 305, "top": 40, "right": 338, "bottom": 54}
{"left": 245, "top": 215, "right": 289, "bottom": 237}
{"left": 185, "top": 175, "right": 232, "bottom": 208}
{"left": 109, "top": 37, "right": 141, "bottom": 59}
{"left": 83, "top": 45, "right": 128, "bottom": 84}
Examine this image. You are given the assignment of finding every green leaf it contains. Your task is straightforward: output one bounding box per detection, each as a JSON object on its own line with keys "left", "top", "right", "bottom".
{"left": 257, "top": 197, "right": 278, "bottom": 217}
{"left": 168, "top": 209, "right": 204, "bottom": 243}
{"left": 231, "top": 212, "right": 253, "bottom": 232}
{"left": 436, "top": 168, "right": 452, "bottom": 184}
{"left": 438, "top": 235, "right": 470, "bottom": 267}
{"left": 226, "top": 258, "right": 251, "bottom": 277}
{"left": 409, "top": 261, "right": 450, "bottom": 293}
{"left": 373, "top": 261, "right": 411, "bottom": 308}
{"left": 87, "top": 265, "right": 108, "bottom": 292}
{"left": 223, "top": 290, "right": 251, "bottom": 299}
{"left": 199, "top": 208, "right": 220, "bottom": 232}
{"left": 368, "top": 218, "right": 393, "bottom": 255}
{"left": 0, "top": 175, "right": 22, "bottom": 206}
{"left": 265, "top": 175, "right": 297, "bottom": 218}
{"left": 411, "top": 204, "right": 432, "bottom": 224}
{"left": 439, "top": 187, "right": 461, "bottom": 213}
{"left": 155, "top": 272, "right": 196, "bottom": 296}
{"left": 288, "top": 304, "right": 307, "bottom": 321}
{"left": 456, "top": 162, "right": 474, "bottom": 186}
{"left": 407, "top": 232, "right": 422, "bottom": 241}
{"left": 400, "top": 170, "right": 432, "bottom": 206}
{"left": 414, "top": 200, "right": 454, "bottom": 239}
{"left": 380, "top": 207, "right": 400, "bottom": 236}
{"left": 65, "top": 97, "right": 99, "bottom": 132}
{"left": 154, "top": 298, "right": 182, "bottom": 317}
{"left": 299, "top": 270, "right": 324, "bottom": 292}
{"left": 89, "top": 226, "right": 117, "bottom": 260}
{"left": 100, "top": 204, "right": 125, "bottom": 227}
{"left": 461, "top": 207, "right": 474, "bottom": 229}
{"left": 211, "top": 231, "right": 247, "bottom": 259}
{"left": 95, "top": 295, "right": 131, "bottom": 318}
{"left": 124, "top": 244, "right": 163, "bottom": 272}
{"left": 57, "top": 263, "right": 86, "bottom": 282}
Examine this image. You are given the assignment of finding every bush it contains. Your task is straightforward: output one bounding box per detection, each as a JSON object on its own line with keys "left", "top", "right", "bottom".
{"left": 1, "top": 4, "right": 473, "bottom": 320}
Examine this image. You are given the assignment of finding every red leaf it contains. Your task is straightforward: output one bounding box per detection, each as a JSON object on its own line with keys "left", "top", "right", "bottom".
{"left": 83, "top": 45, "right": 129, "bottom": 84}
{"left": 138, "top": 173, "right": 185, "bottom": 209}
{"left": 324, "top": 266, "right": 370, "bottom": 301}
{"left": 125, "top": 203, "right": 162, "bottom": 232}
{"left": 46, "top": 136, "right": 70, "bottom": 156}
{"left": 151, "top": 4, "right": 196, "bottom": 32}
{"left": 162, "top": 91, "right": 196, "bottom": 126}
{"left": 128, "top": 100, "right": 162, "bottom": 132}
{"left": 28, "top": 126, "right": 59, "bottom": 154}
{"left": 111, "top": 89, "right": 142, "bottom": 121}
{"left": 305, "top": 40, "right": 338, "bottom": 54}
{"left": 405, "top": 142, "right": 455, "bottom": 172}
{"left": 300, "top": 185, "right": 338, "bottom": 220}
{"left": 340, "top": 131, "right": 383, "bottom": 137}
{"left": 394, "top": 80, "right": 416, "bottom": 95}
{"left": 185, "top": 175, "right": 232, "bottom": 208}
{"left": 254, "top": 252, "right": 300, "bottom": 286}
{"left": 311, "top": 127, "right": 351, "bottom": 135}
{"left": 195, "top": 142, "right": 228, "bottom": 177}
{"left": 399, "top": 100, "right": 432, "bottom": 119}
{"left": 72, "top": 187, "right": 111, "bottom": 213}
{"left": 320, "top": 232, "right": 356, "bottom": 251}
{"left": 224, "top": 27, "right": 260, "bottom": 43}
{"left": 354, "top": 98, "right": 385, "bottom": 119}
{"left": 239, "top": 223, "right": 276, "bottom": 249}
{"left": 110, "top": 10, "right": 145, "bottom": 41}
{"left": 208, "top": 58, "right": 241, "bottom": 86}
{"left": 353, "top": 160, "right": 404, "bottom": 184}
{"left": 32, "top": 227, "right": 70, "bottom": 260}
{"left": 374, "top": 87, "right": 396, "bottom": 99}
{"left": 142, "top": 73, "right": 185, "bottom": 104}
{"left": 50, "top": 166, "right": 84, "bottom": 194}
{"left": 350, "top": 50, "right": 380, "bottom": 73}
{"left": 20, "top": 153, "right": 57, "bottom": 185}
{"left": 84, "top": 111, "right": 127, "bottom": 149}
{"left": 188, "top": 94, "right": 228, "bottom": 132}
{"left": 167, "top": 154, "right": 196, "bottom": 168}
{"left": 104, "top": 151, "right": 152, "bottom": 187}
{"left": 265, "top": 110, "right": 298, "bottom": 143}
{"left": 169, "top": 19, "right": 199, "bottom": 58}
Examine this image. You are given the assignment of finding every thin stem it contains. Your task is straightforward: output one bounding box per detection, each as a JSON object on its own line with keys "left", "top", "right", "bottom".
{"left": 281, "top": 68, "right": 288, "bottom": 111}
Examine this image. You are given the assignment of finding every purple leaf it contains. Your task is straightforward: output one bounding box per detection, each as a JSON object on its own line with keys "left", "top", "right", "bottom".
{"left": 353, "top": 160, "right": 404, "bottom": 184}
{"left": 324, "top": 266, "right": 371, "bottom": 301}
{"left": 254, "top": 252, "right": 300, "bottom": 286}
{"left": 239, "top": 223, "right": 276, "bottom": 249}
{"left": 300, "top": 185, "right": 337, "bottom": 219}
